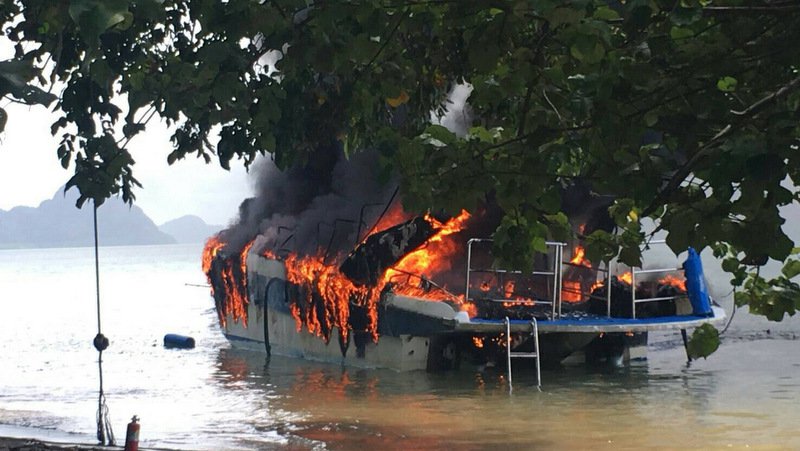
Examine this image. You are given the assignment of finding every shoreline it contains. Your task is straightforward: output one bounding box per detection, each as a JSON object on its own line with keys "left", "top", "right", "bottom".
{"left": 0, "top": 437, "right": 184, "bottom": 451}
{"left": 0, "top": 437, "right": 122, "bottom": 451}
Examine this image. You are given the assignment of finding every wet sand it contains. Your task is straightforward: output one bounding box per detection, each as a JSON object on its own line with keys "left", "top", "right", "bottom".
{"left": 0, "top": 437, "right": 120, "bottom": 451}
{"left": 0, "top": 437, "right": 184, "bottom": 451}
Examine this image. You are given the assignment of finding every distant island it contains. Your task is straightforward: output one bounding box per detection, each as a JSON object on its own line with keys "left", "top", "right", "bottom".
{"left": 0, "top": 187, "right": 221, "bottom": 249}
{"left": 159, "top": 214, "right": 223, "bottom": 244}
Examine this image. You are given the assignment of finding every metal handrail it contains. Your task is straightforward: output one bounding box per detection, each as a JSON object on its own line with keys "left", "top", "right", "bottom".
{"left": 605, "top": 261, "right": 612, "bottom": 317}
{"left": 630, "top": 241, "right": 685, "bottom": 319}
{"left": 635, "top": 267, "right": 682, "bottom": 275}
{"left": 505, "top": 316, "right": 541, "bottom": 390}
{"left": 468, "top": 268, "right": 557, "bottom": 276}
{"left": 634, "top": 295, "right": 686, "bottom": 303}
{"left": 465, "top": 239, "right": 566, "bottom": 319}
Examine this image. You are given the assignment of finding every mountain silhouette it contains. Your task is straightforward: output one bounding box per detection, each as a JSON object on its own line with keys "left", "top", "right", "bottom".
{"left": 0, "top": 187, "right": 176, "bottom": 248}
{"left": 159, "top": 215, "right": 222, "bottom": 244}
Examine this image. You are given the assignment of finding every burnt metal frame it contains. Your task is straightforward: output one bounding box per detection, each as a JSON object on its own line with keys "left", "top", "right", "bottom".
{"left": 563, "top": 240, "right": 687, "bottom": 318}
{"left": 573, "top": 261, "right": 613, "bottom": 317}
{"left": 465, "top": 238, "right": 566, "bottom": 319}
{"left": 629, "top": 239, "right": 687, "bottom": 319}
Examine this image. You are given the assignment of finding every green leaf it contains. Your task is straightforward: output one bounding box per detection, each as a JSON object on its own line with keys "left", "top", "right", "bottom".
{"left": 716, "top": 76, "right": 738, "bottom": 92}
{"left": 570, "top": 35, "right": 605, "bottom": 64}
{"left": 468, "top": 43, "right": 501, "bottom": 73}
{"left": 608, "top": 198, "right": 636, "bottom": 226}
{"left": 721, "top": 257, "right": 740, "bottom": 274}
{"left": 584, "top": 230, "right": 617, "bottom": 264}
{"left": 0, "top": 60, "right": 57, "bottom": 106}
{"left": 619, "top": 243, "right": 642, "bottom": 267}
{"left": 420, "top": 124, "right": 457, "bottom": 147}
{"left": 593, "top": 6, "right": 620, "bottom": 21}
{"left": 687, "top": 324, "right": 720, "bottom": 359}
{"left": 670, "top": 26, "right": 694, "bottom": 40}
{"left": 644, "top": 110, "right": 659, "bottom": 127}
{"left": 782, "top": 260, "right": 800, "bottom": 279}
{"left": 547, "top": 7, "right": 585, "bottom": 27}
{"left": 68, "top": 0, "right": 131, "bottom": 42}
{"left": 531, "top": 236, "right": 547, "bottom": 253}
{"left": 671, "top": 6, "right": 702, "bottom": 26}
{"left": 538, "top": 187, "right": 561, "bottom": 213}
{"left": 468, "top": 126, "right": 501, "bottom": 143}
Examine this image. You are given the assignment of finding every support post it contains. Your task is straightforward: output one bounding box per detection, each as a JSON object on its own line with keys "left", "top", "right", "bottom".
{"left": 505, "top": 317, "right": 513, "bottom": 392}
{"left": 681, "top": 329, "right": 693, "bottom": 364}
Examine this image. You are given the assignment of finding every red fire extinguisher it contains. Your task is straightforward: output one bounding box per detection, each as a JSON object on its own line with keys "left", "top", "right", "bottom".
{"left": 124, "top": 415, "right": 140, "bottom": 451}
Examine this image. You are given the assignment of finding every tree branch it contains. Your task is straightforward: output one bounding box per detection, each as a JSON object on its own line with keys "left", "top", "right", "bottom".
{"left": 731, "top": 76, "right": 800, "bottom": 116}
{"left": 358, "top": 9, "right": 408, "bottom": 79}
{"left": 704, "top": 5, "right": 800, "bottom": 13}
{"left": 516, "top": 26, "right": 550, "bottom": 137}
{"left": 642, "top": 75, "right": 800, "bottom": 217}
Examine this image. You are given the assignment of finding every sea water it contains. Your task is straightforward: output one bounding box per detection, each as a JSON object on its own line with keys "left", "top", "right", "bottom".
{"left": 0, "top": 244, "right": 798, "bottom": 450}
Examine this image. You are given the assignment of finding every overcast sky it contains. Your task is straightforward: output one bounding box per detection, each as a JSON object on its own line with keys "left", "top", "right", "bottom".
{"left": 0, "top": 103, "right": 254, "bottom": 226}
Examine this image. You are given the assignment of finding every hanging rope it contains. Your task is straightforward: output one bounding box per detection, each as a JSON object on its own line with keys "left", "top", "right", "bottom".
{"left": 718, "top": 286, "right": 738, "bottom": 335}
{"left": 92, "top": 202, "right": 115, "bottom": 446}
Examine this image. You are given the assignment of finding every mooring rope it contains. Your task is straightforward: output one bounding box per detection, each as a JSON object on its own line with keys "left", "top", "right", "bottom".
{"left": 92, "top": 202, "right": 115, "bottom": 446}
{"left": 718, "top": 286, "right": 737, "bottom": 335}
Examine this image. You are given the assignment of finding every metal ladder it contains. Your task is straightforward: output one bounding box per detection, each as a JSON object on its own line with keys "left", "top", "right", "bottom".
{"left": 504, "top": 317, "right": 541, "bottom": 391}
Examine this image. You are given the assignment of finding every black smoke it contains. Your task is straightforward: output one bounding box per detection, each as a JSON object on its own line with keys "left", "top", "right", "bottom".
{"left": 220, "top": 144, "right": 399, "bottom": 260}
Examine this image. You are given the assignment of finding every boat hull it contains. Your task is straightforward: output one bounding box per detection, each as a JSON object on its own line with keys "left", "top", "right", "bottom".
{"left": 218, "top": 254, "right": 726, "bottom": 371}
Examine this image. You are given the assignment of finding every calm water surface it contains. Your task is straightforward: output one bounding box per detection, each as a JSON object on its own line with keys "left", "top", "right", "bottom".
{"left": 0, "top": 244, "right": 798, "bottom": 450}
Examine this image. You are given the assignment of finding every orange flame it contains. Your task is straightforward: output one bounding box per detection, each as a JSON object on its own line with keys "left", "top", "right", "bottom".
{"left": 618, "top": 272, "right": 632, "bottom": 285}
{"left": 461, "top": 302, "right": 477, "bottom": 318}
{"left": 502, "top": 299, "right": 535, "bottom": 308}
{"left": 202, "top": 235, "right": 225, "bottom": 284}
{"left": 561, "top": 280, "right": 583, "bottom": 302}
{"left": 274, "top": 210, "right": 473, "bottom": 343}
{"left": 569, "top": 246, "right": 590, "bottom": 267}
{"left": 362, "top": 204, "right": 412, "bottom": 240}
{"left": 659, "top": 274, "right": 687, "bottom": 291}
{"left": 281, "top": 252, "right": 377, "bottom": 343}
{"left": 503, "top": 280, "right": 515, "bottom": 298}
{"left": 202, "top": 236, "right": 253, "bottom": 327}
{"left": 590, "top": 279, "right": 604, "bottom": 292}
{"left": 382, "top": 210, "right": 471, "bottom": 287}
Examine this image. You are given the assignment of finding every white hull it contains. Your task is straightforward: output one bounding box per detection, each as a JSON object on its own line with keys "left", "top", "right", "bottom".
{"left": 218, "top": 253, "right": 725, "bottom": 371}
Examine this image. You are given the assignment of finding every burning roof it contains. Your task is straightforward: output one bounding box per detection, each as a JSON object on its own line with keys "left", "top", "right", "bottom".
{"left": 205, "top": 203, "right": 474, "bottom": 342}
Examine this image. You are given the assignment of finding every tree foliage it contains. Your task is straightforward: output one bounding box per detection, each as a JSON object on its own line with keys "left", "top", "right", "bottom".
{"left": 2, "top": 0, "right": 800, "bottom": 320}
{"left": 688, "top": 323, "right": 721, "bottom": 359}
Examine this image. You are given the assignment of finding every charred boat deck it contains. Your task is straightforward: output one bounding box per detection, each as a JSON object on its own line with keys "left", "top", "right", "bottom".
{"left": 207, "top": 212, "right": 726, "bottom": 375}
{"left": 460, "top": 307, "right": 725, "bottom": 334}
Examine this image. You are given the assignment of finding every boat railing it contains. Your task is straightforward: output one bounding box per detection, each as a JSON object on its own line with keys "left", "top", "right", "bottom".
{"left": 577, "top": 261, "right": 614, "bottom": 318}
{"left": 466, "top": 238, "right": 688, "bottom": 320}
{"left": 465, "top": 238, "right": 566, "bottom": 319}
{"left": 628, "top": 239, "right": 686, "bottom": 319}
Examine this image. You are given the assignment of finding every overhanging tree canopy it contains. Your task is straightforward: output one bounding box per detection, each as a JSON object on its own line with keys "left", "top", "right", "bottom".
{"left": 2, "top": 0, "right": 799, "bottom": 320}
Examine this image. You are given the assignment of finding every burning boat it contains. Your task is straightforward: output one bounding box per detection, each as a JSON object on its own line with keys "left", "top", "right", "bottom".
{"left": 203, "top": 206, "right": 724, "bottom": 373}
{"left": 202, "top": 149, "right": 723, "bottom": 375}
